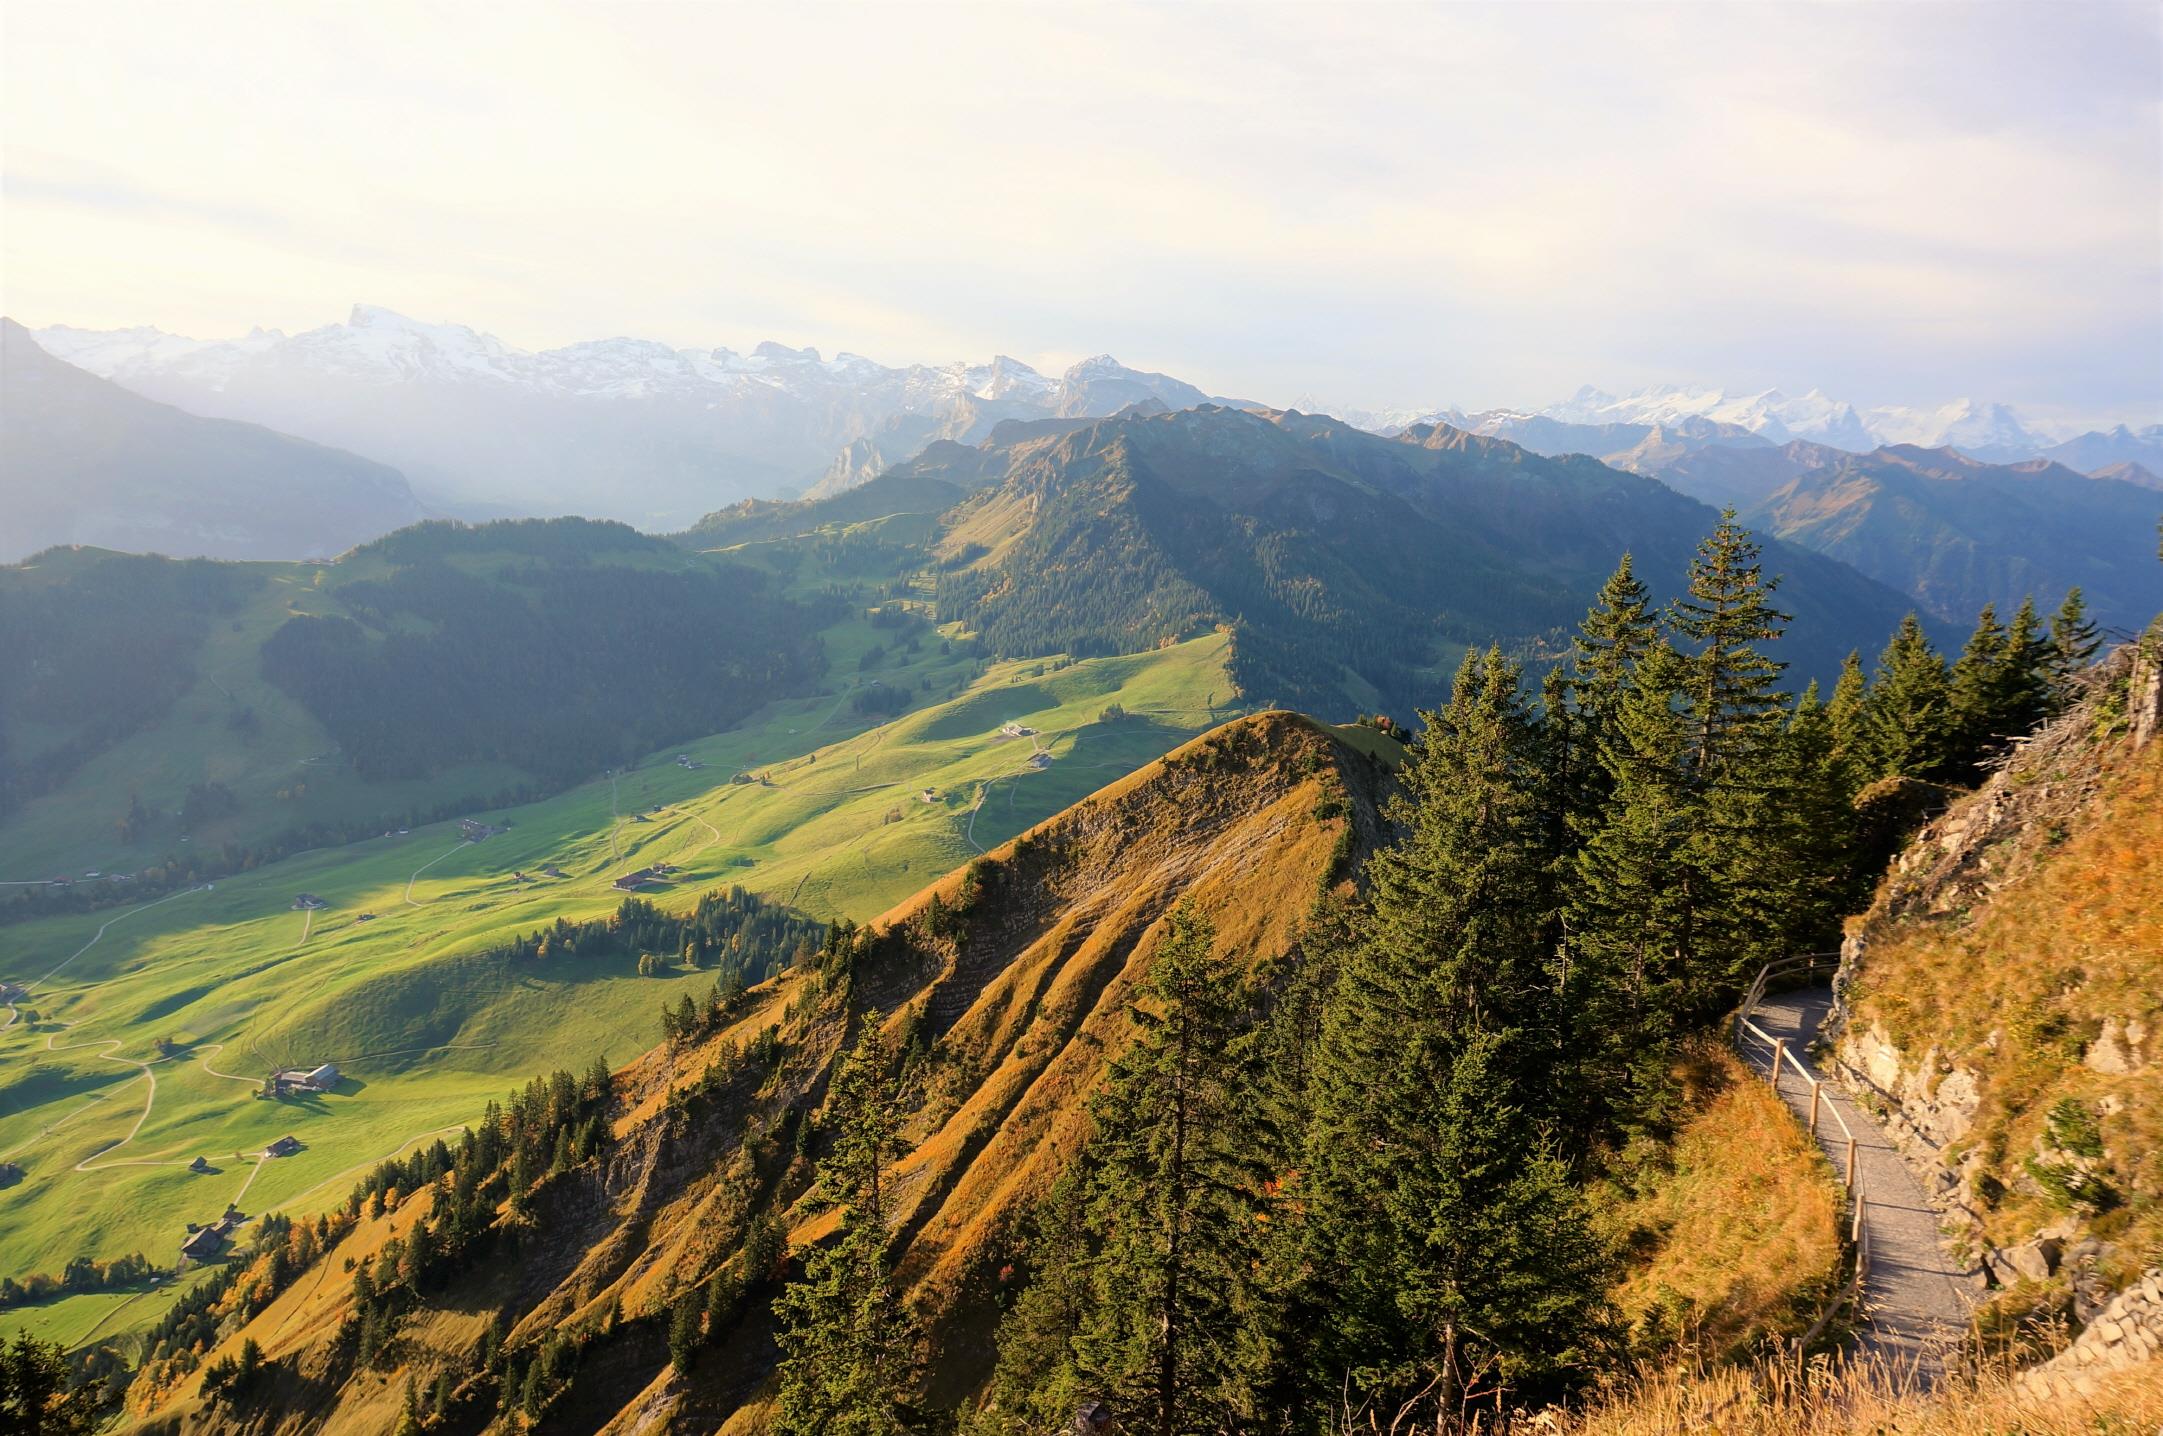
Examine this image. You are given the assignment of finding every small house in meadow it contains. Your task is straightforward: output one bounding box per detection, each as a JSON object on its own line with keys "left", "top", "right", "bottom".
{"left": 267, "top": 1135, "right": 303, "bottom": 1157}
{"left": 179, "top": 1226, "right": 226, "bottom": 1261}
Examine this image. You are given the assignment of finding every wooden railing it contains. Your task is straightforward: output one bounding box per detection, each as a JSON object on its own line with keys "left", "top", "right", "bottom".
{"left": 1733, "top": 951, "right": 1871, "bottom": 1347}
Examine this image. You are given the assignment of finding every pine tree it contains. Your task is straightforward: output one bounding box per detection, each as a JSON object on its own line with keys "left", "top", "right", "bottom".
{"left": 1305, "top": 649, "right": 1614, "bottom": 1422}
{"left": 1865, "top": 614, "right": 1954, "bottom": 780}
{"left": 1068, "top": 905, "right": 1271, "bottom": 1435}
{"left": 1826, "top": 650, "right": 1870, "bottom": 795}
{"left": 2048, "top": 587, "right": 2102, "bottom": 704}
{"left": 1949, "top": 603, "right": 2009, "bottom": 774}
{"left": 669, "top": 1288, "right": 703, "bottom": 1372}
{"left": 1668, "top": 513, "right": 1790, "bottom": 780}
{"left": 1314, "top": 1026, "right": 1615, "bottom": 1425}
{"left": 1570, "top": 553, "right": 1661, "bottom": 737}
{"left": 1769, "top": 683, "right": 1864, "bottom": 946}
{"left": 1566, "top": 640, "right": 1700, "bottom": 1119}
{"left": 772, "top": 1015, "right": 916, "bottom": 1435}
{"left": 1997, "top": 595, "right": 2053, "bottom": 739}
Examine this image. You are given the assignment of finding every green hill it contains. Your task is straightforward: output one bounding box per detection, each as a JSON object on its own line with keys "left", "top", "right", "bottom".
{"left": 0, "top": 633, "right": 1234, "bottom": 1279}
{"left": 0, "top": 519, "right": 831, "bottom": 889}
{"left": 923, "top": 405, "right": 1929, "bottom": 716}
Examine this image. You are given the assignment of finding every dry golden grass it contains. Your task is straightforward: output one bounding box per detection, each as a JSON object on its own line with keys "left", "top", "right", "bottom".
{"left": 1602, "top": 1043, "right": 1844, "bottom": 1359}
{"left": 1544, "top": 1351, "right": 2163, "bottom": 1435}
{"left": 1846, "top": 737, "right": 2163, "bottom": 1275}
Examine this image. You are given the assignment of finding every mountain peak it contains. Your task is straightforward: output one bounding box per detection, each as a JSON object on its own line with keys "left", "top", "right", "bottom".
{"left": 752, "top": 340, "right": 821, "bottom": 363}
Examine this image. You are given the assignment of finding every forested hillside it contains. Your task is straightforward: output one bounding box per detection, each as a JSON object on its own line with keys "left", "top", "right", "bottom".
{"left": 0, "top": 549, "right": 260, "bottom": 816}
{"left": 260, "top": 521, "right": 832, "bottom": 781}
{"left": 1739, "top": 446, "right": 2163, "bottom": 632}
{"left": 99, "top": 514, "right": 2106, "bottom": 1434}
{"left": 0, "top": 519, "right": 838, "bottom": 901}
{"left": 924, "top": 406, "right": 1925, "bottom": 716}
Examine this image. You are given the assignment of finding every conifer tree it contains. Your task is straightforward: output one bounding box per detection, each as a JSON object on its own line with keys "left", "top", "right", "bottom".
{"left": 772, "top": 1015, "right": 916, "bottom": 1435}
{"left": 1949, "top": 603, "right": 2009, "bottom": 773}
{"left": 1826, "top": 650, "right": 1871, "bottom": 794}
{"left": 1570, "top": 553, "right": 1661, "bottom": 737}
{"left": 1566, "top": 640, "right": 1700, "bottom": 1114}
{"left": 1769, "top": 683, "right": 1863, "bottom": 945}
{"left": 1305, "top": 648, "right": 1613, "bottom": 1422}
{"left": 1997, "top": 595, "right": 2053, "bottom": 739}
{"left": 1070, "top": 905, "right": 1271, "bottom": 1435}
{"left": 1668, "top": 513, "right": 1790, "bottom": 780}
{"left": 1865, "top": 614, "right": 1953, "bottom": 779}
{"left": 2048, "top": 587, "right": 2102, "bottom": 703}
{"left": 1667, "top": 515, "right": 1794, "bottom": 985}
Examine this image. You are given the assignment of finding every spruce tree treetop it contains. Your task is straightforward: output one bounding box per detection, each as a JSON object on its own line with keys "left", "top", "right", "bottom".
{"left": 1864, "top": 613, "right": 1952, "bottom": 781}
{"left": 1668, "top": 512, "right": 1791, "bottom": 778}
{"left": 1572, "top": 552, "right": 1659, "bottom": 721}
{"left": 2049, "top": 586, "right": 2102, "bottom": 694}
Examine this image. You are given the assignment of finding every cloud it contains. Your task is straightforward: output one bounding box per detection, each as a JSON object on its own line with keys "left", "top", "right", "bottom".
{"left": 2, "top": 0, "right": 2155, "bottom": 417}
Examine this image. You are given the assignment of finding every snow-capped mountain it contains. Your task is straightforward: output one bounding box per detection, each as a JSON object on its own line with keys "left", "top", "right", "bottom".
{"left": 1858, "top": 398, "right": 2044, "bottom": 460}
{"left": 1528, "top": 384, "right": 1879, "bottom": 449}
{"left": 32, "top": 307, "right": 1235, "bottom": 527}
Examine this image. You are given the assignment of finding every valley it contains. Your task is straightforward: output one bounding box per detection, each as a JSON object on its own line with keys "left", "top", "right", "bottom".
{"left": 0, "top": 625, "right": 1234, "bottom": 1298}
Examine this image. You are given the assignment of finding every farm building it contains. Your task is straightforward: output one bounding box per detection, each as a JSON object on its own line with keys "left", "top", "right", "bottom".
{"left": 187, "top": 1156, "right": 212, "bottom": 1174}
{"left": 291, "top": 893, "right": 328, "bottom": 910}
{"left": 267, "top": 1135, "right": 304, "bottom": 1157}
{"left": 613, "top": 868, "right": 663, "bottom": 892}
{"left": 179, "top": 1226, "right": 225, "bottom": 1261}
{"left": 274, "top": 1064, "right": 338, "bottom": 1094}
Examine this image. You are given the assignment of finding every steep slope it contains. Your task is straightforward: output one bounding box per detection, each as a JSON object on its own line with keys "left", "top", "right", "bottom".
{"left": 123, "top": 711, "right": 1395, "bottom": 1434}
{"left": 1741, "top": 446, "right": 2163, "bottom": 630}
{"left": 0, "top": 319, "right": 423, "bottom": 563}
{"left": 1833, "top": 640, "right": 2163, "bottom": 1337}
{"left": 924, "top": 405, "right": 1925, "bottom": 716}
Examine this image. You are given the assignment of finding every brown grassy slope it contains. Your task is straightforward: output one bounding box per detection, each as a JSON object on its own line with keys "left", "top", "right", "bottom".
{"left": 129, "top": 710, "right": 1396, "bottom": 1435}
{"left": 1839, "top": 649, "right": 2163, "bottom": 1301}
{"left": 1601, "top": 1043, "right": 1843, "bottom": 1362}
{"left": 1551, "top": 1352, "right": 2163, "bottom": 1435}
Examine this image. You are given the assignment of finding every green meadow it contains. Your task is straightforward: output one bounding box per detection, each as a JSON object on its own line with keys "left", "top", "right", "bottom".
{"left": 0, "top": 628, "right": 1235, "bottom": 1300}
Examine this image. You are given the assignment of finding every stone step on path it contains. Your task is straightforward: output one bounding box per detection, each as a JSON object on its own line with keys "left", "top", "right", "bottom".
{"left": 1739, "top": 984, "right": 1985, "bottom": 1383}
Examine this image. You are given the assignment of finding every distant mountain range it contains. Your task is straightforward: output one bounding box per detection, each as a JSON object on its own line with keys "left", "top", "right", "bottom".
{"left": 0, "top": 318, "right": 424, "bottom": 563}
{"left": 29, "top": 307, "right": 1240, "bottom": 529}
{"left": 32, "top": 309, "right": 2155, "bottom": 525}
{"left": 1327, "top": 384, "right": 2161, "bottom": 465}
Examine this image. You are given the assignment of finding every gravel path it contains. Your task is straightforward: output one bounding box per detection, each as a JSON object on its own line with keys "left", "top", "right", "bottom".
{"left": 1739, "top": 984, "right": 1983, "bottom": 1382}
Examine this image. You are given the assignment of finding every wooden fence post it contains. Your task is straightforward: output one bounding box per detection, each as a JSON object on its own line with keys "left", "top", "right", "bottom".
{"left": 1807, "top": 1080, "right": 1821, "bottom": 1134}
{"left": 1770, "top": 1038, "right": 1786, "bottom": 1086}
{"left": 1846, "top": 1137, "right": 1858, "bottom": 1188}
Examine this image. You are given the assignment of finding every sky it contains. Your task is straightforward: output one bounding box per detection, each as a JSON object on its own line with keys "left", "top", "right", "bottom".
{"left": 3, "top": 1, "right": 2159, "bottom": 425}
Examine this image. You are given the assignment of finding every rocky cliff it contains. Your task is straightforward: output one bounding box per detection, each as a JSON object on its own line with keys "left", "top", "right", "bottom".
{"left": 1831, "top": 636, "right": 2163, "bottom": 1339}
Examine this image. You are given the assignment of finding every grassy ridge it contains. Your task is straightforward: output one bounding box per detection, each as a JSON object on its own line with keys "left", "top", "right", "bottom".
{"left": 0, "top": 632, "right": 1234, "bottom": 1286}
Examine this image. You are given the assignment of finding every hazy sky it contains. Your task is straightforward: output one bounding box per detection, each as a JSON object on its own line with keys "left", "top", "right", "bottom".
{"left": 4, "top": 1, "right": 2158, "bottom": 422}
